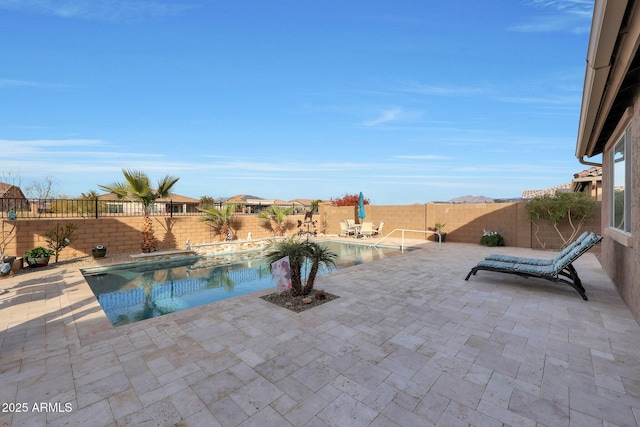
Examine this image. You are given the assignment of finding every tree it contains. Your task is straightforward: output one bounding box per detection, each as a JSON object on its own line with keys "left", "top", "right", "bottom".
{"left": 99, "top": 169, "right": 179, "bottom": 252}
{"left": 44, "top": 222, "right": 78, "bottom": 263}
{"left": 311, "top": 199, "right": 322, "bottom": 213}
{"left": 25, "top": 175, "right": 57, "bottom": 199}
{"left": 199, "top": 196, "right": 216, "bottom": 209}
{"left": 265, "top": 238, "right": 337, "bottom": 296}
{"left": 258, "top": 205, "right": 294, "bottom": 236}
{"left": 199, "top": 204, "right": 238, "bottom": 241}
{"left": 330, "top": 193, "right": 370, "bottom": 207}
{"left": 525, "top": 192, "right": 597, "bottom": 249}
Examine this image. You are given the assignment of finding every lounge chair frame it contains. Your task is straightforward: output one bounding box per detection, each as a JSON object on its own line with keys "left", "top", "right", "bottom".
{"left": 465, "top": 232, "right": 602, "bottom": 301}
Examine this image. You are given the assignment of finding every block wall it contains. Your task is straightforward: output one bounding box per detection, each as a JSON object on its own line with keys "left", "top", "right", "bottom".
{"left": 2, "top": 214, "right": 308, "bottom": 262}
{"left": 1, "top": 203, "right": 601, "bottom": 262}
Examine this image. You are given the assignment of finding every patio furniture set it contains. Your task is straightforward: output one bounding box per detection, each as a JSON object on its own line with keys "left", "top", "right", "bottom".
{"left": 339, "top": 219, "right": 384, "bottom": 239}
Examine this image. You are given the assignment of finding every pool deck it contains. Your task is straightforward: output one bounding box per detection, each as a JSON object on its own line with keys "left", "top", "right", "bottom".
{"left": 1, "top": 240, "right": 639, "bottom": 426}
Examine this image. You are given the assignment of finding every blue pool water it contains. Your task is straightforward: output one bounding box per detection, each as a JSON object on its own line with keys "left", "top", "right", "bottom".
{"left": 82, "top": 241, "right": 416, "bottom": 326}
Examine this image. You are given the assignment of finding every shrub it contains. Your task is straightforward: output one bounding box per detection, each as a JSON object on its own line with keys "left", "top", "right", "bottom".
{"left": 480, "top": 233, "right": 505, "bottom": 247}
{"left": 44, "top": 222, "right": 78, "bottom": 263}
{"left": 525, "top": 192, "right": 596, "bottom": 249}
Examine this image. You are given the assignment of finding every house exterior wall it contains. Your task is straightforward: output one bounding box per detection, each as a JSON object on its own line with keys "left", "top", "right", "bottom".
{"left": 598, "top": 89, "right": 640, "bottom": 321}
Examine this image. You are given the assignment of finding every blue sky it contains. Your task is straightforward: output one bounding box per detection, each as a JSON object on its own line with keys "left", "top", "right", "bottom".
{"left": 0, "top": 0, "right": 595, "bottom": 204}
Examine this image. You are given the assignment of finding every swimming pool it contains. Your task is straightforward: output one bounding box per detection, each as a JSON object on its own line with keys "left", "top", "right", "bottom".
{"left": 82, "top": 241, "right": 416, "bottom": 326}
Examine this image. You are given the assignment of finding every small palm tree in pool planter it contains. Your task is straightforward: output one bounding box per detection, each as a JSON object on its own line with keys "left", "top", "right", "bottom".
{"left": 199, "top": 204, "right": 238, "bottom": 241}
{"left": 266, "top": 237, "right": 337, "bottom": 296}
{"left": 25, "top": 246, "right": 55, "bottom": 267}
{"left": 258, "top": 205, "right": 294, "bottom": 236}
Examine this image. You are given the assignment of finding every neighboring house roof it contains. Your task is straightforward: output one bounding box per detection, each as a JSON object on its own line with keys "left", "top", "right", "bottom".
{"left": 0, "top": 182, "right": 27, "bottom": 199}
{"left": 576, "top": 0, "right": 639, "bottom": 158}
{"left": 98, "top": 193, "right": 200, "bottom": 203}
{"left": 221, "top": 194, "right": 276, "bottom": 205}
{"left": 572, "top": 166, "right": 603, "bottom": 194}
{"left": 573, "top": 166, "right": 603, "bottom": 179}
{"left": 521, "top": 183, "right": 572, "bottom": 199}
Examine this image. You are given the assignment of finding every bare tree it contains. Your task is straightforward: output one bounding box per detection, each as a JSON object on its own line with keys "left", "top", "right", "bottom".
{"left": 25, "top": 175, "right": 58, "bottom": 199}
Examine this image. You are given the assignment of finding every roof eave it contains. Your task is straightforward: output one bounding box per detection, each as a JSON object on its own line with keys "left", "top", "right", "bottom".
{"left": 576, "top": 0, "right": 628, "bottom": 158}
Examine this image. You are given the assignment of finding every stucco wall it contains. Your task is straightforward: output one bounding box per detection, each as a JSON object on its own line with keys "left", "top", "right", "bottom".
{"left": 598, "top": 91, "right": 640, "bottom": 323}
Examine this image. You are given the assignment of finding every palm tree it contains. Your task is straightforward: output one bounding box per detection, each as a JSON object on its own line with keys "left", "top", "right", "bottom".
{"left": 265, "top": 237, "right": 337, "bottom": 296}
{"left": 99, "top": 169, "right": 179, "bottom": 253}
{"left": 199, "top": 204, "right": 238, "bottom": 241}
{"left": 258, "top": 205, "right": 294, "bottom": 236}
{"left": 265, "top": 237, "right": 306, "bottom": 295}
{"left": 302, "top": 242, "right": 337, "bottom": 295}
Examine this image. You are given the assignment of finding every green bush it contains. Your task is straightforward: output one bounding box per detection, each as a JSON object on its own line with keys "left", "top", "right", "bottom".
{"left": 480, "top": 233, "right": 505, "bottom": 247}
{"left": 525, "top": 192, "right": 597, "bottom": 249}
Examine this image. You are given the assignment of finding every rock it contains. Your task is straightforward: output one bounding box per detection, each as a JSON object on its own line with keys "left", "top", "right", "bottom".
{"left": 285, "top": 302, "right": 293, "bottom": 307}
{"left": 302, "top": 297, "right": 313, "bottom": 304}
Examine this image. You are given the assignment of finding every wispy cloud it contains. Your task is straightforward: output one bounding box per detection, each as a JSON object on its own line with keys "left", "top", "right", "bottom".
{"left": 399, "top": 80, "right": 486, "bottom": 96}
{"left": 0, "top": 78, "right": 75, "bottom": 89}
{"left": 362, "top": 107, "right": 422, "bottom": 127}
{"left": 510, "top": 0, "right": 594, "bottom": 34}
{"left": 394, "top": 154, "right": 451, "bottom": 160}
{"left": 0, "top": 0, "right": 197, "bottom": 22}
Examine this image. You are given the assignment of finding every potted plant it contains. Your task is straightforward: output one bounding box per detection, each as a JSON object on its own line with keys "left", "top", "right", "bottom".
{"left": 434, "top": 223, "right": 447, "bottom": 242}
{"left": 1, "top": 221, "right": 17, "bottom": 276}
{"left": 92, "top": 245, "right": 107, "bottom": 258}
{"left": 25, "top": 246, "right": 55, "bottom": 267}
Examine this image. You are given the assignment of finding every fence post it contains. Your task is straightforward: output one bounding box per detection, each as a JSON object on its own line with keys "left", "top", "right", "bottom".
{"left": 95, "top": 198, "right": 99, "bottom": 219}
{"left": 170, "top": 199, "right": 173, "bottom": 218}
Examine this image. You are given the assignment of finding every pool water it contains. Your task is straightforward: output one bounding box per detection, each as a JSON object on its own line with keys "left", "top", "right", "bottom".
{"left": 82, "top": 241, "right": 416, "bottom": 326}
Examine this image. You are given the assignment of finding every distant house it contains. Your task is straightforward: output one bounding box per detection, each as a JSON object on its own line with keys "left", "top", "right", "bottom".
{"left": 98, "top": 193, "right": 201, "bottom": 215}
{"left": 521, "top": 183, "right": 572, "bottom": 199}
{"left": 0, "top": 182, "right": 29, "bottom": 216}
{"left": 575, "top": 0, "right": 639, "bottom": 321}
{"left": 572, "top": 166, "right": 602, "bottom": 201}
{"left": 219, "top": 195, "right": 314, "bottom": 214}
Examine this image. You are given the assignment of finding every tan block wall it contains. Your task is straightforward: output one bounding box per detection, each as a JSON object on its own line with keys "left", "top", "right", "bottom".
{"left": 2, "top": 214, "right": 309, "bottom": 262}
{"left": 1, "top": 204, "right": 601, "bottom": 263}
{"left": 318, "top": 202, "right": 600, "bottom": 250}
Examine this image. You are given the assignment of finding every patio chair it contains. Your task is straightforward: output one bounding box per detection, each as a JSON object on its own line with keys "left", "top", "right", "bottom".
{"left": 483, "top": 230, "right": 592, "bottom": 265}
{"left": 339, "top": 220, "right": 355, "bottom": 237}
{"left": 358, "top": 221, "right": 374, "bottom": 239}
{"left": 372, "top": 219, "right": 385, "bottom": 237}
{"left": 465, "top": 232, "right": 602, "bottom": 300}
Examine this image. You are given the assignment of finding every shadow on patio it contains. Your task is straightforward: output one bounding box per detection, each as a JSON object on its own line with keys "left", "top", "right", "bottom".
{"left": 1, "top": 241, "right": 638, "bottom": 426}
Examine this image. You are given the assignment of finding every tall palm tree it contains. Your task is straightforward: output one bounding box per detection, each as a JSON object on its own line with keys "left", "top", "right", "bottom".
{"left": 199, "top": 204, "right": 238, "bottom": 241}
{"left": 258, "top": 205, "right": 294, "bottom": 236}
{"left": 99, "top": 169, "right": 179, "bottom": 253}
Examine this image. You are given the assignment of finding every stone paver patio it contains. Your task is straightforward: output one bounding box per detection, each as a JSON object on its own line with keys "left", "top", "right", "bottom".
{"left": 1, "top": 241, "right": 639, "bottom": 426}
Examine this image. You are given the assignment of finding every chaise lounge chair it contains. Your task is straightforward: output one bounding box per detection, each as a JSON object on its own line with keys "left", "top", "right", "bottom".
{"left": 465, "top": 231, "right": 602, "bottom": 300}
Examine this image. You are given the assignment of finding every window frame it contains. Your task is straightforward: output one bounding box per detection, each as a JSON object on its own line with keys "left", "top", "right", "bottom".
{"left": 607, "top": 123, "right": 632, "bottom": 243}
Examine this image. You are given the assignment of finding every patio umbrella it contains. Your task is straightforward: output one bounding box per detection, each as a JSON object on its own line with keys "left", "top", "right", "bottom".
{"left": 358, "top": 192, "right": 366, "bottom": 223}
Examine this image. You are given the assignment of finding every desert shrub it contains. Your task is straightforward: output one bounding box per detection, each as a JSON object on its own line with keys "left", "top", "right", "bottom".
{"left": 480, "top": 233, "right": 505, "bottom": 247}
{"left": 525, "top": 192, "right": 596, "bottom": 249}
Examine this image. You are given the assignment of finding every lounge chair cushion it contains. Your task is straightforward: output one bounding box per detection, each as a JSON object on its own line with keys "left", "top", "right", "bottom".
{"left": 466, "top": 232, "right": 602, "bottom": 300}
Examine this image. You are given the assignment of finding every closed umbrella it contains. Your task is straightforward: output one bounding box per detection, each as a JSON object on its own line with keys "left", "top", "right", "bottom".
{"left": 358, "top": 192, "right": 366, "bottom": 223}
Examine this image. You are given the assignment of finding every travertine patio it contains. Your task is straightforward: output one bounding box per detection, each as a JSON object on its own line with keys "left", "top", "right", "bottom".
{"left": 1, "top": 241, "right": 639, "bottom": 426}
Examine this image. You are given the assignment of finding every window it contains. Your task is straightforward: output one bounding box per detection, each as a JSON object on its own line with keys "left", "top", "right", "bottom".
{"left": 611, "top": 125, "right": 632, "bottom": 233}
